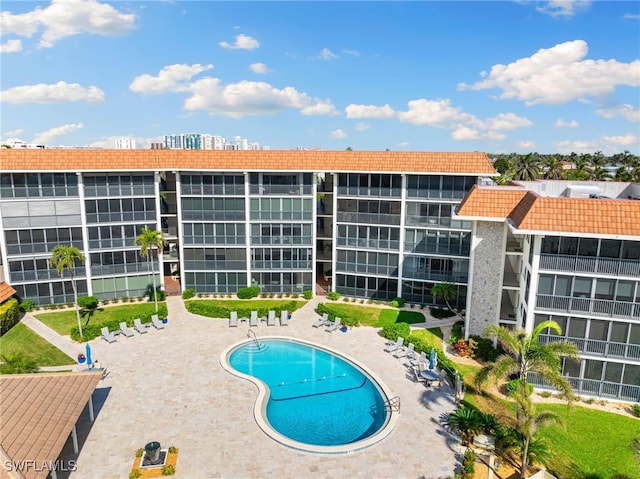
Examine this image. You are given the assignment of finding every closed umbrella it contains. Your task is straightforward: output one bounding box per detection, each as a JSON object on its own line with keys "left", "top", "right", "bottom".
{"left": 85, "top": 343, "right": 93, "bottom": 367}
{"left": 428, "top": 348, "right": 435, "bottom": 370}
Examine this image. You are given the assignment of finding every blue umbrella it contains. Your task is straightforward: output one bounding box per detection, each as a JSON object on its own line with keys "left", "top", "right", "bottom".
{"left": 85, "top": 343, "right": 93, "bottom": 367}
{"left": 429, "top": 348, "right": 435, "bottom": 370}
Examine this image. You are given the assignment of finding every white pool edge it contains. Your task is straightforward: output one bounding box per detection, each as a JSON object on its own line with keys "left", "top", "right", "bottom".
{"left": 219, "top": 335, "right": 400, "bottom": 454}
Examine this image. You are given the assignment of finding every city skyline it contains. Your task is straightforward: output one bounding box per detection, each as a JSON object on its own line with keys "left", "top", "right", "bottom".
{"left": 0, "top": 0, "right": 639, "bottom": 153}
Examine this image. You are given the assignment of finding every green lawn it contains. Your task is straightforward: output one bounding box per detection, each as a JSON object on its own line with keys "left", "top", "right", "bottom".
{"left": 185, "top": 299, "right": 307, "bottom": 319}
{"left": 320, "top": 302, "right": 426, "bottom": 328}
{"left": 0, "top": 322, "right": 74, "bottom": 367}
{"left": 36, "top": 302, "right": 169, "bottom": 336}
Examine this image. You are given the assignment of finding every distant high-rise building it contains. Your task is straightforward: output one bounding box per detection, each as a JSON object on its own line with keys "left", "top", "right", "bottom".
{"left": 162, "top": 133, "right": 266, "bottom": 150}
{"left": 115, "top": 138, "right": 136, "bottom": 149}
{"left": 202, "top": 134, "right": 225, "bottom": 150}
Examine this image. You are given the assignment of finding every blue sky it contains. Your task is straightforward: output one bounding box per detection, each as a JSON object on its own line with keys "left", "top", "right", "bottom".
{"left": 1, "top": 0, "right": 639, "bottom": 154}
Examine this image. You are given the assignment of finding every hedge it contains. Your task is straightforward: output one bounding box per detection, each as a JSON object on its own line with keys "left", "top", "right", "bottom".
{"left": 237, "top": 286, "right": 260, "bottom": 299}
{"left": 0, "top": 299, "right": 20, "bottom": 336}
{"left": 186, "top": 300, "right": 300, "bottom": 320}
{"left": 69, "top": 305, "right": 169, "bottom": 341}
{"left": 316, "top": 303, "right": 360, "bottom": 327}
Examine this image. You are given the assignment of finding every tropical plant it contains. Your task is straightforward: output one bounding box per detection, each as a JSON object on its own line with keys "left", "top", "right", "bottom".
{"left": 0, "top": 353, "right": 39, "bottom": 374}
{"left": 508, "top": 152, "right": 541, "bottom": 181}
{"left": 134, "top": 226, "right": 167, "bottom": 313}
{"left": 443, "top": 406, "right": 483, "bottom": 445}
{"left": 542, "top": 156, "right": 564, "bottom": 180}
{"left": 50, "top": 245, "right": 86, "bottom": 339}
{"left": 431, "top": 282, "right": 461, "bottom": 319}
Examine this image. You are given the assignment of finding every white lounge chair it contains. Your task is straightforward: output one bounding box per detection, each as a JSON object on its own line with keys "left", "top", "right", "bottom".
{"left": 267, "top": 310, "right": 276, "bottom": 326}
{"left": 384, "top": 337, "right": 404, "bottom": 353}
{"left": 151, "top": 315, "right": 165, "bottom": 330}
{"left": 119, "top": 321, "right": 134, "bottom": 338}
{"left": 280, "top": 310, "right": 289, "bottom": 326}
{"left": 406, "top": 351, "right": 427, "bottom": 368}
{"left": 133, "top": 318, "right": 148, "bottom": 334}
{"left": 312, "top": 313, "right": 329, "bottom": 328}
{"left": 101, "top": 326, "right": 116, "bottom": 343}
{"left": 249, "top": 310, "right": 258, "bottom": 327}
{"left": 325, "top": 317, "right": 342, "bottom": 332}
{"left": 394, "top": 343, "right": 415, "bottom": 359}
{"left": 229, "top": 311, "right": 238, "bottom": 328}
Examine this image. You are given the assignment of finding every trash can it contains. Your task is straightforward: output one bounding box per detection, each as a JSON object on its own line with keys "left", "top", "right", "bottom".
{"left": 145, "top": 442, "right": 161, "bottom": 465}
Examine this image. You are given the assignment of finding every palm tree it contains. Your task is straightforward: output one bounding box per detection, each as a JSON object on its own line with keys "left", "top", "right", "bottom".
{"left": 542, "top": 156, "right": 564, "bottom": 180}
{"left": 443, "top": 406, "right": 483, "bottom": 445}
{"left": 431, "top": 282, "right": 461, "bottom": 318}
{"left": 592, "top": 167, "right": 612, "bottom": 182}
{"left": 508, "top": 153, "right": 541, "bottom": 181}
{"left": 615, "top": 166, "right": 633, "bottom": 182}
{"left": 50, "top": 245, "right": 86, "bottom": 340}
{"left": 135, "top": 226, "right": 167, "bottom": 312}
{"left": 476, "top": 320, "right": 578, "bottom": 478}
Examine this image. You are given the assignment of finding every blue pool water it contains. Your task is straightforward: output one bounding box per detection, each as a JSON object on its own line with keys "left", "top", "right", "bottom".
{"left": 228, "top": 339, "right": 388, "bottom": 447}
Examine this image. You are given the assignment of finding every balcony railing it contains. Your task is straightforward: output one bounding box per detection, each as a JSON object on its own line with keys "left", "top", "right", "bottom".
{"left": 336, "top": 262, "right": 399, "bottom": 276}
{"left": 337, "top": 212, "right": 401, "bottom": 225}
{"left": 251, "top": 260, "right": 312, "bottom": 270}
{"left": 538, "top": 334, "right": 640, "bottom": 361}
{"left": 336, "top": 237, "right": 400, "bottom": 251}
{"left": 529, "top": 372, "right": 640, "bottom": 402}
{"left": 539, "top": 254, "right": 640, "bottom": 278}
{"left": 536, "top": 294, "right": 640, "bottom": 320}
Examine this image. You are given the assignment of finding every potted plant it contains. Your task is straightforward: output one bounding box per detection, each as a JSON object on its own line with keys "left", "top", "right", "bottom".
{"left": 77, "top": 353, "right": 86, "bottom": 364}
{"left": 462, "top": 448, "right": 476, "bottom": 479}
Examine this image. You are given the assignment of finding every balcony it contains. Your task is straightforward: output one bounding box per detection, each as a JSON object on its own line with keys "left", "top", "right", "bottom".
{"left": 529, "top": 372, "right": 640, "bottom": 402}
{"left": 539, "top": 254, "right": 640, "bottom": 278}
{"left": 538, "top": 334, "right": 640, "bottom": 361}
{"left": 536, "top": 294, "right": 640, "bottom": 320}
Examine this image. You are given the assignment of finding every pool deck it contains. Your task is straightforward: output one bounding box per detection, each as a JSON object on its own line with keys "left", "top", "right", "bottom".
{"left": 60, "top": 296, "right": 461, "bottom": 478}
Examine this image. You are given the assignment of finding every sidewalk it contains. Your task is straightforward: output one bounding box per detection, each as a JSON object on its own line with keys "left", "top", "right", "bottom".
{"left": 21, "top": 313, "right": 79, "bottom": 359}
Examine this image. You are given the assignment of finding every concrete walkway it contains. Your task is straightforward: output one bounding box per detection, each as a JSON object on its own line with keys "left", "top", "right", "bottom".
{"left": 21, "top": 313, "right": 79, "bottom": 360}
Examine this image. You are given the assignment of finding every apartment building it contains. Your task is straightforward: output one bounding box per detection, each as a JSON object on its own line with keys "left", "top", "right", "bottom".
{"left": 0, "top": 149, "right": 494, "bottom": 307}
{"left": 455, "top": 180, "right": 640, "bottom": 402}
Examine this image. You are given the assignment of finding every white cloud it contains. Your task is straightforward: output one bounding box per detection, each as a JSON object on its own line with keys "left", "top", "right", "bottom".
{"left": 354, "top": 122, "right": 370, "bottom": 132}
{"left": 329, "top": 129, "right": 347, "bottom": 139}
{"left": 536, "top": 0, "right": 591, "bottom": 17}
{"left": 345, "top": 104, "right": 396, "bottom": 119}
{"left": 484, "top": 112, "right": 533, "bottom": 131}
{"left": 601, "top": 134, "right": 639, "bottom": 146}
{"left": 554, "top": 133, "right": 639, "bottom": 154}
{"left": 219, "top": 34, "right": 259, "bottom": 50}
{"left": 0, "top": 39, "right": 22, "bottom": 53}
{"left": 397, "top": 99, "right": 479, "bottom": 128}
{"left": 300, "top": 100, "right": 339, "bottom": 116}
{"left": 2, "top": 128, "right": 24, "bottom": 140}
{"left": 320, "top": 48, "right": 337, "bottom": 60}
{"left": 397, "top": 141, "right": 410, "bottom": 147}
{"left": 32, "top": 123, "right": 83, "bottom": 144}
{"left": 0, "top": 81, "right": 105, "bottom": 104}
{"left": 451, "top": 126, "right": 482, "bottom": 141}
{"left": 129, "top": 64, "right": 213, "bottom": 94}
{"left": 517, "top": 140, "right": 536, "bottom": 149}
{"left": 459, "top": 40, "right": 640, "bottom": 105}
{"left": 624, "top": 13, "right": 640, "bottom": 20}
{"left": 596, "top": 104, "right": 640, "bottom": 122}
{"left": 341, "top": 49, "right": 359, "bottom": 56}
{"left": 0, "top": 0, "right": 136, "bottom": 48}
{"left": 249, "top": 62, "right": 269, "bottom": 74}
{"left": 555, "top": 118, "right": 579, "bottom": 127}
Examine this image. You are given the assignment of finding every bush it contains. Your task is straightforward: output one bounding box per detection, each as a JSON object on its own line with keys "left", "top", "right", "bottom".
{"left": 161, "top": 465, "right": 175, "bottom": 476}
{"left": 0, "top": 299, "right": 20, "bottom": 336}
{"left": 470, "top": 335, "right": 503, "bottom": 362}
{"left": 506, "top": 378, "right": 534, "bottom": 397}
{"left": 380, "top": 322, "right": 411, "bottom": 342}
{"left": 129, "top": 470, "right": 141, "bottom": 479}
{"left": 237, "top": 285, "right": 259, "bottom": 299}
{"left": 633, "top": 404, "right": 640, "bottom": 418}
{"left": 454, "top": 339, "right": 472, "bottom": 357}
{"left": 77, "top": 295, "right": 99, "bottom": 310}
{"left": 327, "top": 291, "right": 340, "bottom": 300}
{"left": 302, "top": 290, "right": 313, "bottom": 300}
{"left": 391, "top": 297, "right": 405, "bottom": 308}
{"left": 186, "top": 300, "right": 300, "bottom": 321}
{"left": 0, "top": 353, "right": 39, "bottom": 374}
{"left": 450, "top": 321, "right": 465, "bottom": 345}
{"left": 430, "top": 307, "right": 456, "bottom": 319}
{"left": 182, "top": 288, "right": 196, "bottom": 300}
{"left": 149, "top": 290, "right": 166, "bottom": 301}
{"left": 19, "top": 299, "right": 35, "bottom": 313}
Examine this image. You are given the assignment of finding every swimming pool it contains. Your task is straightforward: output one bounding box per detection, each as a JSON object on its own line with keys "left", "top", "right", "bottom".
{"left": 220, "top": 337, "right": 398, "bottom": 454}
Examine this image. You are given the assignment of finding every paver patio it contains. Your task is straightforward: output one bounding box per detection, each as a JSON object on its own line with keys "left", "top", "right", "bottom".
{"left": 58, "top": 296, "right": 461, "bottom": 479}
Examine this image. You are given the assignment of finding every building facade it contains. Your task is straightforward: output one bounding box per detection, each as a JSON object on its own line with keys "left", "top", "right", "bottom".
{"left": 456, "top": 181, "right": 640, "bottom": 402}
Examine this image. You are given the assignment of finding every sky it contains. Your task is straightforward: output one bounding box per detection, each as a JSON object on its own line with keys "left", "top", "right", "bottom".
{"left": 0, "top": 0, "right": 639, "bottom": 154}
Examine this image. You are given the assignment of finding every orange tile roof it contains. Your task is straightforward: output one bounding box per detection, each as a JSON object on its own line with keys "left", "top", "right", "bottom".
{"left": 0, "top": 149, "right": 497, "bottom": 175}
{"left": 0, "top": 282, "right": 16, "bottom": 303}
{"left": 0, "top": 372, "right": 102, "bottom": 479}
{"left": 456, "top": 185, "right": 640, "bottom": 237}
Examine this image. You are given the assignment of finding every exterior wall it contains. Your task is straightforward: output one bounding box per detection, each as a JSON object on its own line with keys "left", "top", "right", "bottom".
{"left": 466, "top": 221, "right": 505, "bottom": 337}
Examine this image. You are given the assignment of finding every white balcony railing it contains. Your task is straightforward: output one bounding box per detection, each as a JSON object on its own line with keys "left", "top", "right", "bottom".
{"left": 539, "top": 254, "right": 640, "bottom": 278}
{"left": 536, "top": 294, "right": 640, "bottom": 320}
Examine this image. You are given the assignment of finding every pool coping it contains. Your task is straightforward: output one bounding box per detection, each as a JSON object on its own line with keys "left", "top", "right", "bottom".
{"left": 219, "top": 335, "right": 400, "bottom": 454}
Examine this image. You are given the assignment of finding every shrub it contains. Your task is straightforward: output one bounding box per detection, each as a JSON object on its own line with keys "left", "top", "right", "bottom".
{"left": 302, "top": 290, "right": 313, "bottom": 300}
{"left": 77, "top": 295, "right": 99, "bottom": 310}
{"left": 161, "top": 464, "right": 175, "bottom": 476}
{"left": 149, "top": 290, "right": 166, "bottom": 301}
{"left": 0, "top": 298, "right": 20, "bottom": 336}
{"left": 391, "top": 297, "right": 405, "bottom": 308}
{"left": 0, "top": 353, "right": 38, "bottom": 374}
{"left": 430, "top": 307, "right": 456, "bottom": 319}
{"left": 237, "top": 286, "right": 259, "bottom": 299}
{"left": 168, "top": 446, "right": 178, "bottom": 454}
{"left": 380, "top": 322, "right": 411, "bottom": 342}
{"left": 327, "top": 291, "right": 340, "bottom": 300}
{"left": 135, "top": 448, "right": 144, "bottom": 457}
{"left": 506, "top": 378, "right": 534, "bottom": 397}
{"left": 182, "top": 288, "right": 196, "bottom": 300}
{"left": 633, "top": 404, "right": 640, "bottom": 418}
{"left": 450, "top": 321, "right": 465, "bottom": 345}
{"left": 186, "top": 300, "right": 300, "bottom": 322}
{"left": 469, "top": 335, "right": 503, "bottom": 362}
{"left": 454, "top": 339, "right": 472, "bottom": 357}
{"left": 19, "top": 299, "right": 35, "bottom": 313}
{"left": 129, "top": 470, "right": 141, "bottom": 479}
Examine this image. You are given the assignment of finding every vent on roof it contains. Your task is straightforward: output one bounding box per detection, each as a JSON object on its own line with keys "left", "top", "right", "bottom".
{"left": 629, "top": 195, "right": 640, "bottom": 201}
{"left": 589, "top": 194, "right": 610, "bottom": 199}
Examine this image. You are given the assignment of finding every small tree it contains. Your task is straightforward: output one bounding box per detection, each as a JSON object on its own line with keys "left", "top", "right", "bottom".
{"left": 443, "top": 406, "right": 483, "bottom": 445}
{"left": 431, "top": 282, "right": 462, "bottom": 319}
{"left": 50, "top": 245, "right": 86, "bottom": 339}
{"left": 135, "top": 226, "right": 167, "bottom": 312}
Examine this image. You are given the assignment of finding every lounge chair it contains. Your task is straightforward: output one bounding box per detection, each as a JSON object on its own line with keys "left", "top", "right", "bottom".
{"left": 384, "top": 337, "right": 404, "bottom": 353}
{"left": 151, "top": 315, "right": 165, "bottom": 330}
{"left": 101, "top": 326, "right": 116, "bottom": 343}
{"left": 249, "top": 310, "right": 258, "bottom": 327}
{"left": 267, "top": 310, "right": 276, "bottom": 326}
{"left": 312, "top": 313, "right": 329, "bottom": 328}
{"left": 229, "top": 311, "right": 238, "bottom": 328}
{"left": 133, "top": 318, "right": 148, "bottom": 334}
{"left": 325, "top": 317, "right": 342, "bottom": 332}
{"left": 394, "top": 343, "right": 415, "bottom": 359}
{"left": 280, "top": 310, "right": 289, "bottom": 326}
{"left": 119, "top": 321, "right": 134, "bottom": 338}
{"left": 406, "top": 351, "right": 427, "bottom": 368}
{"left": 412, "top": 366, "right": 427, "bottom": 384}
